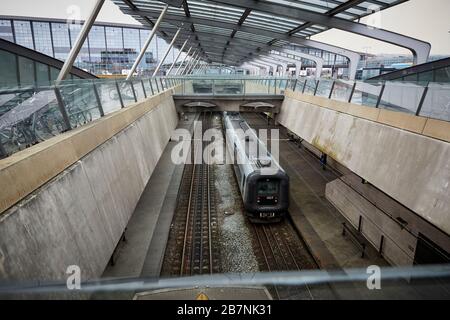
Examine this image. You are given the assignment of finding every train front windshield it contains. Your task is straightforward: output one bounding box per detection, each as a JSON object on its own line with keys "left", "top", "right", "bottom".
{"left": 257, "top": 179, "right": 279, "bottom": 196}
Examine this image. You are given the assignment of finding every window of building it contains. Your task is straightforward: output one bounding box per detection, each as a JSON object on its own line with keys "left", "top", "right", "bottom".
{"left": 14, "top": 20, "right": 34, "bottom": 50}
{"left": 105, "top": 26, "right": 123, "bottom": 50}
{"left": 139, "top": 29, "right": 157, "bottom": 70}
{"left": 32, "top": 22, "right": 53, "bottom": 57}
{"left": 105, "top": 27, "right": 124, "bottom": 74}
{"left": 434, "top": 66, "right": 450, "bottom": 83}
{"left": 0, "top": 49, "right": 18, "bottom": 87}
{"left": 35, "top": 62, "right": 50, "bottom": 86}
{"left": 18, "top": 56, "right": 35, "bottom": 86}
{"left": 69, "top": 23, "right": 90, "bottom": 69}
{"left": 49, "top": 66, "right": 60, "bottom": 81}
{"left": 418, "top": 70, "right": 434, "bottom": 82}
{"left": 51, "top": 23, "right": 70, "bottom": 61}
{"left": 0, "top": 19, "right": 14, "bottom": 42}
{"left": 88, "top": 25, "right": 106, "bottom": 74}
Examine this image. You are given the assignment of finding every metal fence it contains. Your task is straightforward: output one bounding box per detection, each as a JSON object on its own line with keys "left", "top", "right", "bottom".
{"left": 168, "top": 76, "right": 450, "bottom": 123}
{"left": 0, "top": 77, "right": 182, "bottom": 158}
{"left": 1, "top": 75, "right": 449, "bottom": 159}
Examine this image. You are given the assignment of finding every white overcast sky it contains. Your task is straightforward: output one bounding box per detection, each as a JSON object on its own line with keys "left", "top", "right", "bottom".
{"left": 1, "top": 0, "right": 449, "bottom": 55}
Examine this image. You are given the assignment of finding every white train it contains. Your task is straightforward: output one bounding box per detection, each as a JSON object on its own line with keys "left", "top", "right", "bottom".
{"left": 223, "top": 112, "right": 289, "bottom": 222}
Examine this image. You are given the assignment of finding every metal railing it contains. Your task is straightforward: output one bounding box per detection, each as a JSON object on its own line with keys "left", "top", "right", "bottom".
{"left": 167, "top": 76, "right": 450, "bottom": 122}
{"left": 0, "top": 77, "right": 182, "bottom": 159}
{"left": 1, "top": 75, "right": 449, "bottom": 159}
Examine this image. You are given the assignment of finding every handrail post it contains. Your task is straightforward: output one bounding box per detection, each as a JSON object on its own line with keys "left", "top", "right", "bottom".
{"left": 149, "top": 79, "right": 155, "bottom": 96}
{"left": 328, "top": 80, "right": 336, "bottom": 99}
{"left": 141, "top": 79, "right": 147, "bottom": 98}
{"left": 54, "top": 86, "right": 72, "bottom": 131}
{"left": 314, "top": 80, "right": 320, "bottom": 96}
{"left": 129, "top": 81, "right": 138, "bottom": 102}
{"left": 348, "top": 82, "right": 357, "bottom": 103}
{"left": 115, "top": 80, "right": 124, "bottom": 108}
{"left": 416, "top": 82, "right": 430, "bottom": 116}
{"left": 92, "top": 82, "right": 104, "bottom": 117}
{"left": 376, "top": 83, "right": 386, "bottom": 108}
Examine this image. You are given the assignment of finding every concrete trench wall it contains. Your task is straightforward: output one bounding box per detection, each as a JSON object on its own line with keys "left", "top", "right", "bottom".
{"left": 0, "top": 91, "right": 178, "bottom": 282}
{"left": 277, "top": 90, "right": 450, "bottom": 237}
{"left": 326, "top": 178, "right": 418, "bottom": 266}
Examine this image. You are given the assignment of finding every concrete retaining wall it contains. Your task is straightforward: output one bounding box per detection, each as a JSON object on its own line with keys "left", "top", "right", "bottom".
{"left": 277, "top": 90, "right": 450, "bottom": 236}
{"left": 326, "top": 178, "right": 417, "bottom": 266}
{"left": 0, "top": 91, "right": 178, "bottom": 282}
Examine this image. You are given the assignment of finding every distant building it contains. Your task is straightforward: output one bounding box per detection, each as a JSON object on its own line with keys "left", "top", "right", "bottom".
{"left": 0, "top": 15, "right": 179, "bottom": 76}
{"left": 356, "top": 54, "right": 450, "bottom": 80}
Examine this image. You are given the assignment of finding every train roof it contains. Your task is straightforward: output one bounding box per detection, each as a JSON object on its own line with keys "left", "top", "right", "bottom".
{"left": 224, "top": 112, "right": 285, "bottom": 173}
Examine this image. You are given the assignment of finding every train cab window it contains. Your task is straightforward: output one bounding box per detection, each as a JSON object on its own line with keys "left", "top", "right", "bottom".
{"left": 257, "top": 179, "right": 279, "bottom": 195}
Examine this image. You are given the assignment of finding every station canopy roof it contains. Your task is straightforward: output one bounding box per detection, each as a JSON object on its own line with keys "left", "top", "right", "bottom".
{"left": 112, "top": 0, "right": 409, "bottom": 66}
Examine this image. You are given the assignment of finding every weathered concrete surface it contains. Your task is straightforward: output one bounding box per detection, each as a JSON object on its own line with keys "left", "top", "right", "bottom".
{"left": 326, "top": 175, "right": 450, "bottom": 267}
{"left": 277, "top": 91, "right": 450, "bottom": 236}
{"left": 0, "top": 91, "right": 178, "bottom": 283}
{"left": 287, "top": 90, "right": 450, "bottom": 142}
{"left": 326, "top": 178, "right": 417, "bottom": 267}
{"left": 0, "top": 90, "right": 176, "bottom": 215}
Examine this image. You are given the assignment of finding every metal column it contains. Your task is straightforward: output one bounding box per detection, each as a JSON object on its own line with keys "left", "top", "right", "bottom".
{"left": 188, "top": 56, "right": 201, "bottom": 74}
{"left": 56, "top": 0, "right": 105, "bottom": 82}
{"left": 126, "top": 4, "right": 169, "bottom": 80}
{"left": 152, "top": 28, "right": 182, "bottom": 77}
{"left": 175, "top": 46, "right": 192, "bottom": 75}
{"left": 167, "top": 38, "right": 189, "bottom": 75}
{"left": 182, "top": 51, "right": 198, "bottom": 75}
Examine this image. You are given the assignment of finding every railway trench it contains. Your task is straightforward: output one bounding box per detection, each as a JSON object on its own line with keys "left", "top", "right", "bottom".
{"left": 160, "top": 112, "right": 335, "bottom": 300}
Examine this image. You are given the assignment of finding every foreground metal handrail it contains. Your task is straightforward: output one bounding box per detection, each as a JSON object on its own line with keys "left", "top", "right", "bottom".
{"left": 0, "top": 264, "right": 449, "bottom": 295}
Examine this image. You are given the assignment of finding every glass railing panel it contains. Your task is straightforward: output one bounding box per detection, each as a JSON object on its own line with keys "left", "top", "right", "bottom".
{"left": 331, "top": 80, "right": 355, "bottom": 102}
{"left": 0, "top": 89, "right": 36, "bottom": 117}
{"left": 152, "top": 78, "right": 161, "bottom": 94}
{"left": 191, "top": 79, "right": 213, "bottom": 95}
{"left": 59, "top": 82, "right": 102, "bottom": 129}
{"left": 378, "top": 82, "right": 425, "bottom": 114}
{"left": 172, "top": 78, "right": 183, "bottom": 95}
{"left": 316, "top": 79, "right": 334, "bottom": 98}
{"left": 351, "top": 81, "right": 383, "bottom": 108}
{"left": 303, "top": 79, "right": 318, "bottom": 95}
{"left": 132, "top": 80, "right": 145, "bottom": 101}
{"left": 245, "top": 79, "right": 267, "bottom": 95}
{"left": 294, "top": 79, "right": 307, "bottom": 93}
{"left": 420, "top": 83, "right": 450, "bottom": 121}
{"left": 214, "top": 79, "right": 244, "bottom": 95}
{"left": 0, "top": 89, "right": 65, "bottom": 156}
{"left": 96, "top": 81, "right": 123, "bottom": 114}
{"left": 142, "top": 79, "right": 152, "bottom": 97}
{"left": 117, "top": 81, "right": 136, "bottom": 106}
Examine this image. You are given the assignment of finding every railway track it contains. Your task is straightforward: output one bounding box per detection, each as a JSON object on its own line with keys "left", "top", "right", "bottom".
{"left": 162, "top": 112, "right": 220, "bottom": 276}
{"left": 253, "top": 223, "right": 316, "bottom": 300}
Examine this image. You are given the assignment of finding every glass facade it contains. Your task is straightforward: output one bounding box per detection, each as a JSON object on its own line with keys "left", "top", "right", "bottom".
{"left": 14, "top": 20, "right": 34, "bottom": 50}
{"left": 0, "top": 20, "right": 14, "bottom": 42}
{"left": 32, "top": 22, "right": 53, "bottom": 57}
{"left": 0, "top": 46, "right": 82, "bottom": 88}
{"left": 51, "top": 23, "right": 71, "bottom": 61}
{"left": 0, "top": 16, "right": 176, "bottom": 76}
